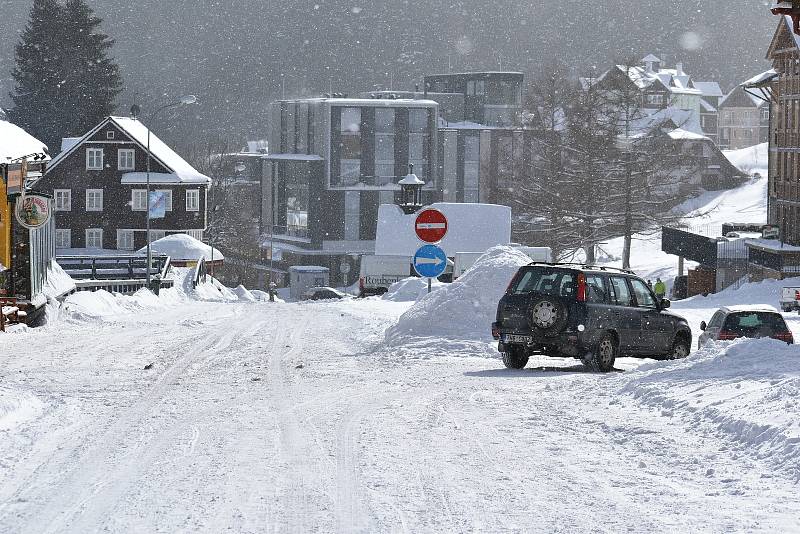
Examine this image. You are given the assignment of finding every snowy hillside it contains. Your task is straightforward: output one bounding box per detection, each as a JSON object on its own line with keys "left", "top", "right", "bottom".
{"left": 596, "top": 142, "right": 768, "bottom": 281}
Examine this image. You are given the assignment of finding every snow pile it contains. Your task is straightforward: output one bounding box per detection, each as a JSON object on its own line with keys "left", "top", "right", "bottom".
{"left": 621, "top": 338, "right": 800, "bottom": 478}
{"left": 385, "top": 246, "right": 530, "bottom": 345}
{"left": 233, "top": 285, "right": 256, "bottom": 302}
{"left": 64, "top": 290, "right": 129, "bottom": 320}
{"left": 673, "top": 276, "right": 800, "bottom": 313}
{"left": 0, "top": 386, "right": 44, "bottom": 432}
{"left": 382, "top": 277, "right": 445, "bottom": 302}
{"left": 138, "top": 233, "right": 224, "bottom": 262}
{"left": 723, "top": 142, "right": 768, "bottom": 176}
{"left": 41, "top": 260, "right": 76, "bottom": 299}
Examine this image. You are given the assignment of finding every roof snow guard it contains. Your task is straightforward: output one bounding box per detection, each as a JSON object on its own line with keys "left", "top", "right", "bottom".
{"left": 773, "top": 1, "right": 800, "bottom": 35}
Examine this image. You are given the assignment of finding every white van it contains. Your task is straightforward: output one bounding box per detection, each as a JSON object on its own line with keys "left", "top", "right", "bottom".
{"left": 359, "top": 255, "right": 412, "bottom": 297}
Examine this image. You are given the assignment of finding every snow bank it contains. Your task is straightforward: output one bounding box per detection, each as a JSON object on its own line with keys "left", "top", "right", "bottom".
{"left": 138, "top": 233, "right": 224, "bottom": 262}
{"left": 0, "top": 386, "right": 45, "bottom": 432}
{"left": 233, "top": 285, "right": 256, "bottom": 302}
{"left": 382, "top": 277, "right": 445, "bottom": 302}
{"left": 41, "top": 260, "right": 76, "bottom": 299}
{"left": 622, "top": 338, "right": 800, "bottom": 478}
{"left": 673, "top": 276, "right": 800, "bottom": 312}
{"left": 385, "top": 246, "right": 530, "bottom": 345}
{"left": 723, "top": 142, "right": 768, "bottom": 175}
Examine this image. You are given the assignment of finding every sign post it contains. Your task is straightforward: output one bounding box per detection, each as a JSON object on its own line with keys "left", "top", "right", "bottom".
{"left": 413, "top": 208, "right": 449, "bottom": 293}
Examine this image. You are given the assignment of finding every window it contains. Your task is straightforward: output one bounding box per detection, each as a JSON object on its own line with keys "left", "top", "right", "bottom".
{"left": 630, "top": 279, "right": 658, "bottom": 308}
{"left": 510, "top": 268, "right": 574, "bottom": 295}
{"left": 374, "top": 108, "right": 396, "bottom": 186}
{"left": 344, "top": 190, "right": 360, "bottom": 241}
{"left": 54, "top": 189, "right": 71, "bottom": 211}
{"left": 131, "top": 189, "right": 147, "bottom": 211}
{"left": 55, "top": 229, "right": 71, "bottom": 249}
{"left": 409, "top": 109, "right": 429, "bottom": 181}
{"left": 609, "top": 277, "right": 634, "bottom": 307}
{"left": 85, "top": 189, "right": 103, "bottom": 212}
{"left": 186, "top": 189, "right": 200, "bottom": 211}
{"left": 339, "top": 107, "right": 362, "bottom": 185}
{"left": 117, "top": 229, "right": 134, "bottom": 251}
{"left": 85, "top": 228, "right": 103, "bottom": 249}
{"left": 464, "top": 135, "right": 480, "bottom": 202}
{"left": 118, "top": 149, "right": 135, "bottom": 170}
{"left": 86, "top": 148, "right": 104, "bottom": 170}
{"left": 156, "top": 190, "right": 173, "bottom": 211}
{"left": 585, "top": 275, "right": 608, "bottom": 303}
{"left": 106, "top": 130, "right": 115, "bottom": 140}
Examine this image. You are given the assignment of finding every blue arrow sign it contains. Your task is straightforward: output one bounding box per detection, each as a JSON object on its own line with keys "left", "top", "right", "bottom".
{"left": 414, "top": 244, "right": 448, "bottom": 278}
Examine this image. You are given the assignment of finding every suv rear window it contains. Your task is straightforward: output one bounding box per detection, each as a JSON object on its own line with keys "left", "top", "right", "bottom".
{"left": 723, "top": 312, "right": 788, "bottom": 335}
{"left": 510, "top": 267, "right": 576, "bottom": 298}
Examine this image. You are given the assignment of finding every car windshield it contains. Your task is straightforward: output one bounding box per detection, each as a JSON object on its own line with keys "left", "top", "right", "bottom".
{"left": 510, "top": 267, "right": 576, "bottom": 297}
{"left": 723, "top": 312, "right": 788, "bottom": 335}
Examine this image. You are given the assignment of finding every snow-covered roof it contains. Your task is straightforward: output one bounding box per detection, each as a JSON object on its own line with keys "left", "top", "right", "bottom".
{"left": 47, "top": 116, "right": 210, "bottom": 185}
{"left": 667, "top": 128, "right": 709, "bottom": 141}
{"left": 641, "top": 54, "right": 661, "bottom": 63}
{"left": 746, "top": 238, "right": 800, "bottom": 252}
{"left": 263, "top": 153, "right": 324, "bottom": 161}
{"left": 609, "top": 64, "right": 702, "bottom": 97}
{"left": 137, "top": 233, "right": 223, "bottom": 262}
{"left": 281, "top": 97, "right": 438, "bottom": 108}
{"left": 720, "top": 304, "right": 779, "bottom": 314}
{"left": 692, "top": 81, "right": 724, "bottom": 98}
{"left": 0, "top": 119, "right": 50, "bottom": 164}
{"left": 720, "top": 86, "right": 765, "bottom": 108}
{"left": 120, "top": 172, "right": 209, "bottom": 185}
{"left": 700, "top": 99, "right": 717, "bottom": 113}
{"left": 398, "top": 173, "right": 425, "bottom": 185}
{"left": 60, "top": 137, "right": 82, "bottom": 153}
{"left": 741, "top": 69, "right": 778, "bottom": 88}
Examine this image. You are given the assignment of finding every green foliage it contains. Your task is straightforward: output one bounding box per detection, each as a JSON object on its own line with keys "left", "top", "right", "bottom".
{"left": 8, "top": 0, "right": 122, "bottom": 151}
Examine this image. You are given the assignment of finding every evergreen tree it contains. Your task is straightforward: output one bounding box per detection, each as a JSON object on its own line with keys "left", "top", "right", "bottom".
{"left": 8, "top": 0, "right": 65, "bottom": 151}
{"left": 8, "top": 0, "right": 122, "bottom": 150}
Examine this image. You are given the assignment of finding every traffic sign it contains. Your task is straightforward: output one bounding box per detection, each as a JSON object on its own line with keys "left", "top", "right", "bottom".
{"left": 415, "top": 208, "right": 448, "bottom": 243}
{"left": 413, "top": 245, "right": 448, "bottom": 278}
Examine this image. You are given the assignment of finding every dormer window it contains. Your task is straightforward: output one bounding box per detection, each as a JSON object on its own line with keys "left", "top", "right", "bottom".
{"left": 106, "top": 131, "right": 115, "bottom": 140}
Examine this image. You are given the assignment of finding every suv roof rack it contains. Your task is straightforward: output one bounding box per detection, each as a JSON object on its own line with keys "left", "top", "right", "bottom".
{"left": 526, "top": 262, "right": 636, "bottom": 275}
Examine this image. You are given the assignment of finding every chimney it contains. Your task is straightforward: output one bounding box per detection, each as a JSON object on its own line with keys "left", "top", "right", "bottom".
{"left": 676, "top": 62, "right": 684, "bottom": 76}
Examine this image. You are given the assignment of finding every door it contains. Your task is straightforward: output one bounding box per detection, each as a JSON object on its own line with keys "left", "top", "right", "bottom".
{"left": 607, "top": 276, "right": 641, "bottom": 354}
{"left": 629, "top": 278, "right": 673, "bottom": 354}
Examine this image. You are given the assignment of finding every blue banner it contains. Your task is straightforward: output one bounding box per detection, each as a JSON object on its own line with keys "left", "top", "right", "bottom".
{"left": 149, "top": 191, "right": 166, "bottom": 219}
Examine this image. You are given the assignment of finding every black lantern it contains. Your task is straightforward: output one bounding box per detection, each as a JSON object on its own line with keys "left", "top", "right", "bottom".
{"left": 398, "top": 164, "right": 425, "bottom": 214}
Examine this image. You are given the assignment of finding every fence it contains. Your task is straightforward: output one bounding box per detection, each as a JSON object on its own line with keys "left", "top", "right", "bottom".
{"left": 56, "top": 254, "right": 171, "bottom": 280}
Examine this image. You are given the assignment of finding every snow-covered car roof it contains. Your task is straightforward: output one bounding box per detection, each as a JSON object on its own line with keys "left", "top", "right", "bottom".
{"left": 719, "top": 305, "right": 780, "bottom": 314}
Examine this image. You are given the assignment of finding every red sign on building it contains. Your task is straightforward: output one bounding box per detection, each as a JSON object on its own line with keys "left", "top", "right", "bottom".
{"left": 415, "top": 208, "right": 448, "bottom": 243}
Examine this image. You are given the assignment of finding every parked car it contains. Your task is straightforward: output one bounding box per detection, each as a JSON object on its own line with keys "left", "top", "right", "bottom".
{"left": 698, "top": 305, "right": 794, "bottom": 347}
{"left": 779, "top": 286, "right": 800, "bottom": 312}
{"left": 492, "top": 264, "right": 692, "bottom": 372}
{"left": 302, "top": 287, "right": 351, "bottom": 301}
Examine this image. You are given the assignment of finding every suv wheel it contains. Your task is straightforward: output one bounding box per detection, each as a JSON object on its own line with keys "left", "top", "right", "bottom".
{"left": 582, "top": 333, "right": 617, "bottom": 373}
{"left": 502, "top": 346, "right": 529, "bottom": 370}
{"left": 528, "top": 296, "right": 568, "bottom": 337}
{"left": 669, "top": 338, "right": 690, "bottom": 360}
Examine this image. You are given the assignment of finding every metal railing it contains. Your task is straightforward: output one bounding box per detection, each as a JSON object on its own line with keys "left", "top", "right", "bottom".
{"left": 192, "top": 257, "right": 207, "bottom": 288}
{"left": 56, "top": 254, "right": 171, "bottom": 281}
{"left": 73, "top": 278, "right": 175, "bottom": 295}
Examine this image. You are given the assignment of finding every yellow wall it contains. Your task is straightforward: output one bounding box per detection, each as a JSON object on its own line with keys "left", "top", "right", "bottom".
{"left": 0, "top": 173, "right": 10, "bottom": 268}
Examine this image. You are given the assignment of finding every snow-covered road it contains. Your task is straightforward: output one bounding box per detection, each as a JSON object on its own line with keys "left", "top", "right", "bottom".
{"left": 1, "top": 297, "right": 799, "bottom": 533}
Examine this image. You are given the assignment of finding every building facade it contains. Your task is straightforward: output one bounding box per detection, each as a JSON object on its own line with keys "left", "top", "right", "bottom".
{"left": 35, "top": 116, "right": 210, "bottom": 251}
{"left": 423, "top": 72, "right": 524, "bottom": 127}
{"left": 261, "top": 98, "right": 439, "bottom": 283}
{"left": 718, "top": 86, "right": 769, "bottom": 151}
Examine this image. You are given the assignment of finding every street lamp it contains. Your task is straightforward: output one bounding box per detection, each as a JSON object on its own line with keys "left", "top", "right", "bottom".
{"left": 135, "top": 95, "right": 198, "bottom": 289}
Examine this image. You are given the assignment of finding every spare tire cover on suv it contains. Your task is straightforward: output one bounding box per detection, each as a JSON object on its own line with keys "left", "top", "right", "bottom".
{"left": 528, "top": 296, "right": 569, "bottom": 337}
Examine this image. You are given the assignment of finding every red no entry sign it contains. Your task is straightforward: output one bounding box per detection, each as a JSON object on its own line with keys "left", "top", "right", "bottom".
{"left": 415, "top": 208, "right": 448, "bottom": 243}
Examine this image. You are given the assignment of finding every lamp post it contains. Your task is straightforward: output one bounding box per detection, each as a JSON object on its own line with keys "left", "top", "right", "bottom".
{"left": 134, "top": 95, "right": 197, "bottom": 289}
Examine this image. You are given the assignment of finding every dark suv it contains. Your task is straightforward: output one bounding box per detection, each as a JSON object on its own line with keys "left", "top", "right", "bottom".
{"left": 491, "top": 264, "right": 692, "bottom": 372}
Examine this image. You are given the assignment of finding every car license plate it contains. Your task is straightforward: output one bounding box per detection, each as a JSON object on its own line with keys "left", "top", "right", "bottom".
{"left": 503, "top": 334, "right": 533, "bottom": 344}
